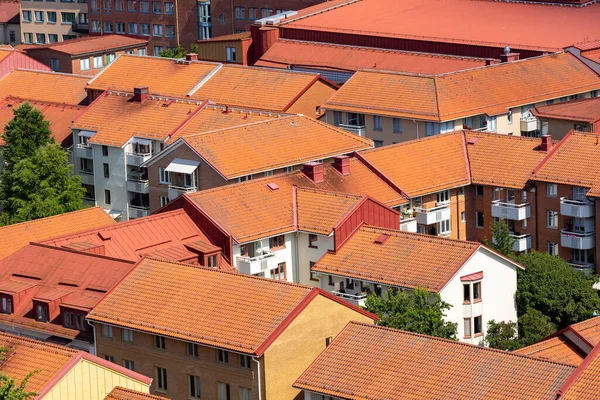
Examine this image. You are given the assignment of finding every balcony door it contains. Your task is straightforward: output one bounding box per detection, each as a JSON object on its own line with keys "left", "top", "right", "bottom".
{"left": 347, "top": 113, "right": 365, "bottom": 127}
{"left": 573, "top": 187, "right": 587, "bottom": 202}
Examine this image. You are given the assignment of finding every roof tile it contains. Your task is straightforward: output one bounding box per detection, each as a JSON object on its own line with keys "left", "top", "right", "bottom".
{"left": 0, "top": 69, "right": 89, "bottom": 105}
{"left": 26, "top": 35, "right": 147, "bottom": 56}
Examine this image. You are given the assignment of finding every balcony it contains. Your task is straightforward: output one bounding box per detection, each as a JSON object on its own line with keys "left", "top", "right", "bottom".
{"left": 78, "top": 170, "right": 94, "bottom": 185}
{"left": 568, "top": 262, "right": 595, "bottom": 276}
{"left": 167, "top": 185, "right": 197, "bottom": 200}
{"left": 415, "top": 204, "right": 451, "bottom": 225}
{"left": 561, "top": 230, "right": 596, "bottom": 250}
{"left": 74, "top": 144, "right": 93, "bottom": 159}
{"left": 236, "top": 251, "right": 276, "bottom": 275}
{"left": 126, "top": 152, "right": 152, "bottom": 167}
{"left": 560, "top": 197, "right": 595, "bottom": 218}
{"left": 72, "top": 22, "right": 88, "bottom": 33}
{"left": 126, "top": 179, "right": 149, "bottom": 194}
{"left": 128, "top": 205, "right": 149, "bottom": 219}
{"left": 491, "top": 200, "right": 530, "bottom": 221}
{"left": 338, "top": 124, "right": 366, "bottom": 137}
{"left": 331, "top": 291, "right": 367, "bottom": 308}
{"left": 511, "top": 233, "right": 532, "bottom": 252}
{"left": 520, "top": 117, "right": 538, "bottom": 132}
{"left": 400, "top": 216, "right": 417, "bottom": 233}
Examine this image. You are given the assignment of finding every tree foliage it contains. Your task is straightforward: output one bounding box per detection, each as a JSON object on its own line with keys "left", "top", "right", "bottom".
{"left": 486, "top": 310, "right": 556, "bottom": 350}
{"left": 159, "top": 43, "right": 200, "bottom": 59}
{"left": 364, "top": 287, "right": 458, "bottom": 340}
{"left": 0, "top": 347, "right": 37, "bottom": 400}
{"left": 486, "top": 221, "right": 516, "bottom": 258}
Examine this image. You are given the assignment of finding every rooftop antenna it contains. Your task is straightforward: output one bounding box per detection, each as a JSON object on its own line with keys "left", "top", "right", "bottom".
{"left": 504, "top": 46, "right": 511, "bottom": 55}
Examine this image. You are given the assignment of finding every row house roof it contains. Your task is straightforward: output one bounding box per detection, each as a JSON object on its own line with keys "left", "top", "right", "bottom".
{"left": 323, "top": 52, "right": 600, "bottom": 122}
{"left": 105, "top": 387, "right": 168, "bottom": 400}
{"left": 0, "top": 69, "right": 89, "bottom": 105}
{"left": 532, "top": 97, "right": 600, "bottom": 124}
{"left": 87, "top": 257, "right": 375, "bottom": 355}
{"left": 25, "top": 35, "right": 148, "bottom": 57}
{"left": 293, "top": 321, "right": 576, "bottom": 400}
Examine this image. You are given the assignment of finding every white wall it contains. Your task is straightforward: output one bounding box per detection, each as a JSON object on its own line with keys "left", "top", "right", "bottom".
{"left": 297, "top": 233, "right": 334, "bottom": 287}
{"left": 232, "top": 233, "right": 296, "bottom": 283}
{"left": 92, "top": 144, "right": 127, "bottom": 219}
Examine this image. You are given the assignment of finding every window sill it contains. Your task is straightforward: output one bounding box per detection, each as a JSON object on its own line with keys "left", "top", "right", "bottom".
{"left": 270, "top": 246, "right": 285, "bottom": 251}
{"left": 473, "top": 298, "right": 482, "bottom": 304}
{"left": 546, "top": 226, "right": 558, "bottom": 230}
{"left": 308, "top": 245, "right": 318, "bottom": 249}
{"left": 463, "top": 335, "right": 472, "bottom": 339}
{"left": 393, "top": 131, "right": 402, "bottom": 134}
{"left": 476, "top": 226, "right": 484, "bottom": 229}
{"left": 310, "top": 278, "right": 319, "bottom": 282}
{"left": 462, "top": 301, "right": 471, "bottom": 305}
{"left": 155, "top": 389, "right": 167, "bottom": 394}
{"left": 474, "top": 333, "right": 483, "bottom": 338}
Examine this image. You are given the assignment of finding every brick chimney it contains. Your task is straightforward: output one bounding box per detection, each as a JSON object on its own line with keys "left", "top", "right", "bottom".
{"left": 500, "top": 46, "right": 520, "bottom": 63}
{"left": 185, "top": 53, "right": 198, "bottom": 62}
{"left": 303, "top": 162, "right": 324, "bottom": 183}
{"left": 540, "top": 135, "right": 553, "bottom": 152}
{"left": 333, "top": 156, "right": 350, "bottom": 176}
{"left": 133, "top": 86, "right": 149, "bottom": 103}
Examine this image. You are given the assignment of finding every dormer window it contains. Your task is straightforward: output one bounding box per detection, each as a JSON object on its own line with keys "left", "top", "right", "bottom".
{"left": 36, "top": 304, "right": 49, "bottom": 322}
{"left": 0, "top": 296, "right": 12, "bottom": 314}
{"left": 207, "top": 254, "right": 218, "bottom": 268}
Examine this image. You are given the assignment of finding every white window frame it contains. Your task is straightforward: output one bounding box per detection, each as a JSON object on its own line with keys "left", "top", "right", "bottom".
{"left": 159, "top": 168, "right": 171, "bottom": 184}
{"left": 160, "top": 196, "right": 169, "bottom": 207}
{"left": 437, "top": 190, "right": 450, "bottom": 204}
{"left": 80, "top": 58, "right": 90, "bottom": 71}
{"left": 546, "top": 210, "right": 558, "bottom": 229}
{"left": 438, "top": 219, "right": 450, "bottom": 234}
{"left": 548, "top": 242, "right": 558, "bottom": 256}
{"left": 546, "top": 183, "right": 558, "bottom": 198}
{"left": 93, "top": 55, "right": 103, "bottom": 68}
{"left": 102, "top": 324, "right": 113, "bottom": 337}
{"left": 226, "top": 47, "right": 236, "bottom": 62}
{"left": 122, "top": 328, "right": 133, "bottom": 343}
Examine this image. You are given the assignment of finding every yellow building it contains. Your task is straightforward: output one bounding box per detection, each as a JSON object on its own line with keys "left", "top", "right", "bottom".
{"left": 0, "top": 332, "right": 152, "bottom": 399}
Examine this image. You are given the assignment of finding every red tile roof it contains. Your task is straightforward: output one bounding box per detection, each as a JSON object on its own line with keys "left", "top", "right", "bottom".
{"left": 0, "top": 207, "right": 115, "bottom": 260}
{"left": 532, "top": 97, "right": 600, "bottom": 124}
{"left": 324, "top": 53, "right": 600, "bottom": 121}
{"left": 87, "top": 258, "right": 375, "bottom": 354}
{"left": 293, "top": 322, "right": 576, "bottom": 400}
{"left": 0, "top": 69, "right": 89, "bottom": 105}
{"left": 105, "top": 387, "right": 168, "bottom": 400}
{"left": 515, "top": 336, "right": 587, "bottom": 366}
{"left": 283, "top": 0, "right": 600, "bottom": 52}
{"left": 255, "top": 40, "right": 490, "bottom": 74}
{"left": 558, "top": 344, "right": 600, "bottom": 399}
{"left": 0, "top": 1, "right": 19, "bottom": 24}
{"left": 25, "top": 35, "right": 147, "bottom": 56}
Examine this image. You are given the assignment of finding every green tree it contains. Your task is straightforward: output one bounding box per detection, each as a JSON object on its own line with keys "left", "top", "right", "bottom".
{"left": 364, "top": 287, "right": 458, "bottom": 340}
{"left": 516, "top": 251, "right": 600, "bottom": 329}
{"left": 485, "top": 320, "right": 520, "bottom": 350}
{"left": 486, "top": 310, "right": 556, "bottom": 350}
{"left": 486, "top": 221, "right": 515, "bottom": 258}
{"left": 1, "top": 143, "right": 85, "bottom": 224}
{"left": 0, "top": 347, "right": 37, "bottom": 400}
{"left": 159, "top": 44, "right": 199, "bottom": 59}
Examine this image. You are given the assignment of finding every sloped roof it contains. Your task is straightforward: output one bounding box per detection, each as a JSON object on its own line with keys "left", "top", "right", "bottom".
{"left": 558, "top": 344, "right": 600, "bottom": 399}
{"left": 532, "top": 97, "right": 600, "bottom": 124}
{"left": 296, "top": 188, "right": 363, "bottom": 235}
{"left": 105, "top": 387, "right": 168, "bottom": 400}
{"left": 0, "top": 207, "right": 115, "bottom": 260}
{"left": 568, "top": 316, "right": 600, "bottom": 345}
{"left": 87, "top": 257, "right": 374, "bottom": 354}
{"left": 0, "top": 69, "right": 89, "bottom": 105}
{"left": 0, "top": 96, "right": 86, "bottom": 146}
{"left": 255, "top": 39, "right": 489, "bottom": 74}
{"left": 0, "top": 1, "right": 19, "bottom": 24}
{"left": 26, "top": 35, "right": 147, "bottom": 56}
{"left": 324, "top": 53, "right": 600, "bottom": 121}
{"left": 312, "top": 225, "right": 483, "bottom": 292}
{"left": 293, "top": 322, "right": 576, "bottom": 400}
{"left": 180, "top": 115, "right": 372, "bottom": 179}
{"left": 515, "top": 336, "right": 587, "bottom": 367}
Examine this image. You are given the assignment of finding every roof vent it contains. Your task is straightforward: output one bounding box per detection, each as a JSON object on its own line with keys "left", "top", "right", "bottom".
{"left": 303, "top": 162, "right": 324, "bottom": 184}
{"left": 333, "top": 156, "right": 350, "bottom": 176}
{"left": 504, "top": 46, "right": 511, "bottom": 55}
{"left": 374, "top": 233, "right": 390, "bottom": 245}
{"left": 133, "top": 86, "right": 149, "bottom": 103}
{"left": 185, "top": 53, "right": 198, "bottom": 62}
{"left": 98, "top": 231, "right": 112, "bottom": 241}
{"left": 540, "top": 135, "right": 553, "bottom": 152}
{"left": 467, "top": 137, "right": 479, "bottom": 145}
{"left": 266, "top": 182, "right": 279, "bottom": 191}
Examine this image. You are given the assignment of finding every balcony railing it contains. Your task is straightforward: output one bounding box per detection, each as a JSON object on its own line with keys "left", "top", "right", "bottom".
{"left": 236, "top": 251, "right": 276, "bottom": 275}
{"left": 126, "top": 179, "right": 149, "bottom": 194}
{"left": 491, "top": 200, "right": 530, "bottom": 221}
{"left": 72, "top": 22, "right": 88, "bottom": 33}
{"left": 338, "top": 124, "right": 366, "bottom": 137}
{"left": 520, "top": 116, "right": 538, "bottom": 132}
{"left": 128, "top": 205, "right": 149, "bottom": 219}
{"left": 560, "top": 197, "right": 595, "bottom": 218}
{"left": 167, "top": 185, "right": 197, "bottom": 200}
{"left": 400, "top": 216, "right": 417, "bottom": 233}
{"left": 568, "top": 262, "right": 595, "bottom": 276}
{"left": 125, "top": 152, "right": 152, "bottom": 167}
{"left": 74, "top": 144, "right": 93, "bottom": 159}
{"left": 511, "top": 233, "right": 532, "bottom": 252}
{"left": 561, "top": 230, "right": 596, "bottom": 250}
{"left": 414, "top": 204, "right": 451, "bottom": 225}
{"left": 331, "top": 291, "right": 367, "bottom": 307}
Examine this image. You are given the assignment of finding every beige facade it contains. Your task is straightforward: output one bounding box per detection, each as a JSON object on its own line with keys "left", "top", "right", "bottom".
{"left": 20, "top": 0, "right": 87, "bottom": 44}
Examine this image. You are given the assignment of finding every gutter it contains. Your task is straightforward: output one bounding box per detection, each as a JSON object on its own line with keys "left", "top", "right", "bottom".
{"left": 252, "top": 356, "right": 263, "bottom": 400}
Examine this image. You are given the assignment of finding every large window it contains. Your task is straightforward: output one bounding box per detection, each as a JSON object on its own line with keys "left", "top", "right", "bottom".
{"left": 189, "top": 375, "right": 201, "bottom": 398}
{"left": 34, "top": 11, "right": 44, "bottom": 22}
{"left": 546, "top": 210, "right": 558, "bottom": 229}
{"left": 22, "top": 11, "right": 31, "bottom": 22}
{"left": 47, "top": 11, "right": 57, "bottom": 23}
{"left": 153, "top": 24, "right": 162, "bottom": 36}
{"left": 156, "top": 367, "right": 167, "bottom": 391}
{"left": 80, "top": 58, "right": 90, "bottom": 71}
{"left": 234, "top": 6, "right": 244, "bottom": 19}
{"left": 94, "top": 56, "right": 104, "bottom": 69}
{"left": 270, "top": 235, "right": 285, "bottom": 250}
{"left": 474, "top": 315, "right": 482, "bottom": 335}
{"left": 393, "top": 118, "right": 402, "bottom": 134}
{"left": 240, "top": 388, "right": 252, "bottom": 400}
{"left": 61, "top": 12, "right": 75, "bottom": 23}
{"left": 218, "top": 383, "right": 230, "bottom": 400}
{"left": 437, "top": 190, "right": 450, "bottom": 204}
{"left": 139, "top": 1, "right": 149, "bottom": 12}
{"left": 426, "top": 121, "right": 455, "bottom": 136}
{"left": 476, "top": 211, "right": 484, "bottom": 228}
{"left": 546, "top": 183, "right": 557, "bottom": 198}
{"left": 270, "top": 262, "right": 286, "bottom": 280}
{"left": 373, "top": 115, "right": 382, "bottom": 131}
{"left": 164, "top": 2, "right": 174, "bottom": 13}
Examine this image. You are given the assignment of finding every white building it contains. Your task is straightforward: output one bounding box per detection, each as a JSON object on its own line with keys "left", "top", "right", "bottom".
{"left": 312, "top": 225, "right": 523, "bottom": 344}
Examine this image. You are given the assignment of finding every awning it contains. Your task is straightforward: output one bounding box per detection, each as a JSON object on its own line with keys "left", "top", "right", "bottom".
{"left": 165, "top": 158, "right": 200, "bottom": 174}
{"left": 132, "top": 137, "right": 153, "bottom": 145}
{"left": 78, "top": 130, "right": 96, "bottom": 138}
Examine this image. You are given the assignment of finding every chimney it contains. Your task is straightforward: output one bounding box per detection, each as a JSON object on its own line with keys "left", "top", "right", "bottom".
{"left": 540, "top": 135, "right": 553, "bottom": 152}
{"left": 500, "top": 46, "right": 520, "bottom": 63}
{"left": 133, "top": 86, "right": 149, "bottom": 103}
{"left": 333, "top": 156, "right": 350, "bottom": 176}
{"left": 185, "top": 53, "right": 198, "bottom": 62}
{"left": 303, "top": 162, "right": 324, "bottom": 183}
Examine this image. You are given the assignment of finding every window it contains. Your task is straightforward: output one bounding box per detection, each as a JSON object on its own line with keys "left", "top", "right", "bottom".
{"left": 61, "top": 12, "right": 75, "bottom": 23}
{"left": 47, "top": 11, "right": 56, "bottom": 23}
{"left": 464, "top": 318, "right": 471, "bottom": 337}
{"left": 139, "top": 1, "right": 149, "bottom": 12}
{"left": 164, "top": 2, "right": 174, "bottom": 13}
{"left": 80, "top": 58, "right": 90, "bottom": 71}
{"left": 156, "top": 367, "right": 167, "bottom": 391}
{"left": 189, "top": 375, "right": 201, "bottom": 398}
{"left": 91, "top": 20, "right": 100, "bottom": 31}
{"left": 309, "top": 234, "right": 318, "bottom": 248}
{"left": 76, "top": 314, "right": 85, "bottom": 330}
{"left": 165, "top": 25, "right": 174, "bottom": 37}
{"left": 64, "top": 311, "right": 74, "bottom": 328}
{"left": 159, "top": 168, "right": 171, "bottom": 184}
{"left": 476, "top": 211, "right": 484, "bottom": 228}
{"left": 474, "top": 316, "right": 482, "bottom": 335}
{"left": 325, "top": 336, "right": 333, "bottom": 346}
{"left": 104, "top": 189, "right": 111, "bottom": 205}
{"left": 217, "top": 349, "right": 229, "bottom": 364}
{"left": 115, "top": 0, "right": 123, "bottom": 10}
{"left": 437, "top": 190, "right": 450, "bottom": 204}
{"left": 333, "top": 111, "right": 343, "bottom": 126}
{"left": 240, "top": 388, "right": 252, "bottom": 400}
{"left": 127, "top": 0, "right": 135, "bottom": 11}
{"left": 240, "top": 354, "right": 251, "bottom": 368}
{"left": 592, "top": 90, "right": 599, "bottom": 98}
{"left": 373, "top": 115, "right": 382, "bottom": 131}
{"left": 374, "top": 140, "right": 384, "bottom": 148}
{"left": 48, "top": 34, "right": 58, "bottom": 43}
{"left": 438, "top": 219, "right": 450, "bottom": 234}
{"left": 218, "top": 383, "right": 230, "bottom": 400}
{"left": 547, "top": 210, "right": 558, "bottom": 229}
{"left": 234, "top": 6, "right": 244, "bottom": 19}
{"left": 159, "top": 196, "right": 169, "bottom": 207}
{"left": 248, "top": 7, "right": 258, "bottom": 19}
{"left": 8, "top": 31, "right": 14, "bottom": 43}
{"left": 22, "top": 11, "right": 31, "bottom": 22}
{"left": 393, "top": 118, "right": 402, "bottom": 133}
{"left": 152, "top": 1, "right": 161, "bottom": 12}
{"left": 63, "top": 35, "right": 76, "bottom": 40}
{"left": 226, "top": 47, "right": 236, "bottom": 62}
{"left": 101, "top": 145, "right": 109, "bottom": 156}
{"left": 36, "top": 304, "right": 48, "bottom": 322}
{"left": 1, "top": 297, "right": 12, "bottom": 314}
{"left": 507, "top": 109, "right": 512, "bottom": 124}
{"left": 473, "top": 282, "right": 481, "bottom": 301}
{"left": 187, "top": 342, "right": 199, "bottom": 357}
{"left": 476, "top": 185, "right": 484, "bottom": 196}
{"left": 347, "top": 113, "right": 365, "bottom": 126}
{"left": 102, "top": 324, "right": 112, "bottom": 337}
{"left": 461, "top": 211, "right": 466, "bottom": 223}
{"left": 122, "top": 328, "right": 133, "bottom": 343}
{"left": 104, "top": 354, "right": 115, "bottom": 362}
{"left": 463, "top": 284, "right": 470, "bottom": 303}
{"left": 23, "top": 33, "right": 33, "bottom": 43}
{"left": 328, "top": 275, "right": 334, "bottom": 286}
{"left": 548, "top": 241, "right": 559, "bottom": 256}
{"left": 35, "top": 33, "right": 45, "bottom": 44}
{"left": 426, "top": 121, "right": 455, "bottom": 136}
{"left": 124, "top": 359, "right": 135, "bottom": 371}
{"left": 115, "top": 22, "right": 124, "bottom": 33}
{"left": 155, "top": 335, "right": 166, "bottom": 350}
{"left": 270, "top": 235, "right": 285, "bottom": 250}
{"left": 137, "top": 48, "right": 147, "bottom": 56}
{"left": 261, "top": 8, "right": 272, "bottom": 18}
{"left": 546, "top": 183, "right": 557, "bottom": 198}
{"left": 79, "top": 12, "right": 88, "bottom": 23}
{"left": 103, "top": 20, "right": 113, "bottom": 32}
{"left": 34, "top": 11, "right": 44, "bottom": 22}
{"left": 271, "top": 262, "right": 286, "bottom": 280}
{"left": 127, "top": 22, "right": 137, "bottom": 33}
{"left": 103, "top": 163, "right": 109, "bottom": 178}
{"left": 153, "top": 24, "right": 162, "bottom": 36}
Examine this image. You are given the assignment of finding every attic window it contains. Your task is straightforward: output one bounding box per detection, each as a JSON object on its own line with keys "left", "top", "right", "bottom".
{"left": 374, "top": 233, "right": 390, "bottom": 245}
{"left": 266, "top": 182, "right": 279, "bottom": 191}
{"left": 467, "top": 137, "right": 478, "bottom": 145}
{"left": 98, "top": 232, "right": 112, "bottom": 241}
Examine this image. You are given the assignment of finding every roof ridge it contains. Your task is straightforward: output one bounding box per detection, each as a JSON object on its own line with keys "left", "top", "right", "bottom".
{"left": 14, "top": 68, "right": 90, "bottom": 79}
{"left": 1, "top": 95, "right": 86, "bottom": 109}
{"left": 221, "top": 63, "right": 325, "bottom": 78}
{"left": 296, "top": 186, "right": 363, "bottom": 199}
{"left": 26, "top": 242, "right": 137, "bottom": 264}
{"left": 557, "top": 342, "right": 600, "bottom": 397}
{"left": 187, "top": 170, "right": 301, "bottom": 197}
{"left": 305, "top": 115, "right": 373, "bottom": 146}
{"left": 360, "top": 130, "right": 463, "bottom": 154}
{"left": 532, "top": 130, "right": 575, "bottom": 176}
{"left": 360, "top": 225, "right": 482, "bottom": 246}
{"left": 0, "top": 207, "right": 109, "bottom": 230}
{"left": 0, "top": 331, "right": 79, "bottom": 355}
{"left": 182, "top": 115, "right": 295, "bottom": 139}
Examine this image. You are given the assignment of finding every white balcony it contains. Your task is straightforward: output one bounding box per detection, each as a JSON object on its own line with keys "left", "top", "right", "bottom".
{"left": 236, "top": 251, "right": 276, "bottom": 275}
{"left": 520, "top": 117, "right": 538, "bottom": 132}
{"left": 400, "top": 217, "right": 417, "bottom": 233}
{"left": 128, "top": 205, "right": 149, "bottom": 219}
{"left": 491, "top": 200, "right": 530, "bottom": 221}
{"left": 560, "top": 197, "right": 595, "bottom": 218}
{"left": 167, "top": 185, "right": 197, "bottom": 200}
{"left": 338, "top": 124, "right": 366, "bottom": 137}
{"left": 78, "top": 170, "right": 94, "bottom": 185}
{"left": 561, "top": 230, "right": 596, "bottom": 250}
{"left": 568, "top": 262, "right": 595, "bottom": 276}
{"left": 415, "top": 204, "right": 451, "bottom": 225}
{"left": 126, "top": 179, "right": 149, "bottom": 194}
{"left": 126, "top": 152, "right": 152, "bottom": 167}
{"left": 511, "top": 233, "right": 532, "bottom": 252}
{"left": 74, "top": 144, "right": 93, "bottom": 159}
{"left": 331, "top": 291, "right": 367, "bottom": 308}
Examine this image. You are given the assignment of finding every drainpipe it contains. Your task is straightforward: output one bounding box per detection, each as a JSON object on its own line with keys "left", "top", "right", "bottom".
{"left": 412, "top": 119, "right": 419, "bottom": 139}
{"left": 87, "top": 320, "right": 97, "bottom": 356}
{"left": 252, "top": 356, "right": 262, "bottom": 400}
{"left": 175, "top": 0, "right": 180, "bottom": 46}
{"left": 293, "top": 232, "right": 300, "bottom": 284}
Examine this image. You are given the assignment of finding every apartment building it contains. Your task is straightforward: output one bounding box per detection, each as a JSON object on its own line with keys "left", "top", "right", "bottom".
{"left": 144, "top": 116, "right": 372, "bottom": 212}
{"left": 322, "top": 52, "right": 600, "bottom": 146}
{"left": 312, "top": 225, "right": 522, "bottom": 343}
{"left": 0, "top": 68, "right": 89, "bottom": 105}
{"left": 0, "top": 331, "right": 152, "bottom": 398}
{"left": 25, "top": 34, "right": 147, "bottom": 74}
{"left": 0, "top": 2, "right": 20, "bottom": 45}
{"left": 0, "top": 243, "right": 136, "bottom": 352}
{"left": 293, "top": 322, "right": 579, "bottom": 400}
{"left": 533, "top": 96, "right": 600, "bottom": 139}
{"left": 87, "top": 257, "right": 376, "bottom": 399}
{"left": 20, "top": 0, "right": 88, "bottom": 44}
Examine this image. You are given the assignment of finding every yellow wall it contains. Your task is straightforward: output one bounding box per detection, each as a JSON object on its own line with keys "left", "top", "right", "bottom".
{"left": 42, "top": 359, "right": 150, "bottom": 400}
{"left": 263, "top": 294, "right": 373, "bottom": 400}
